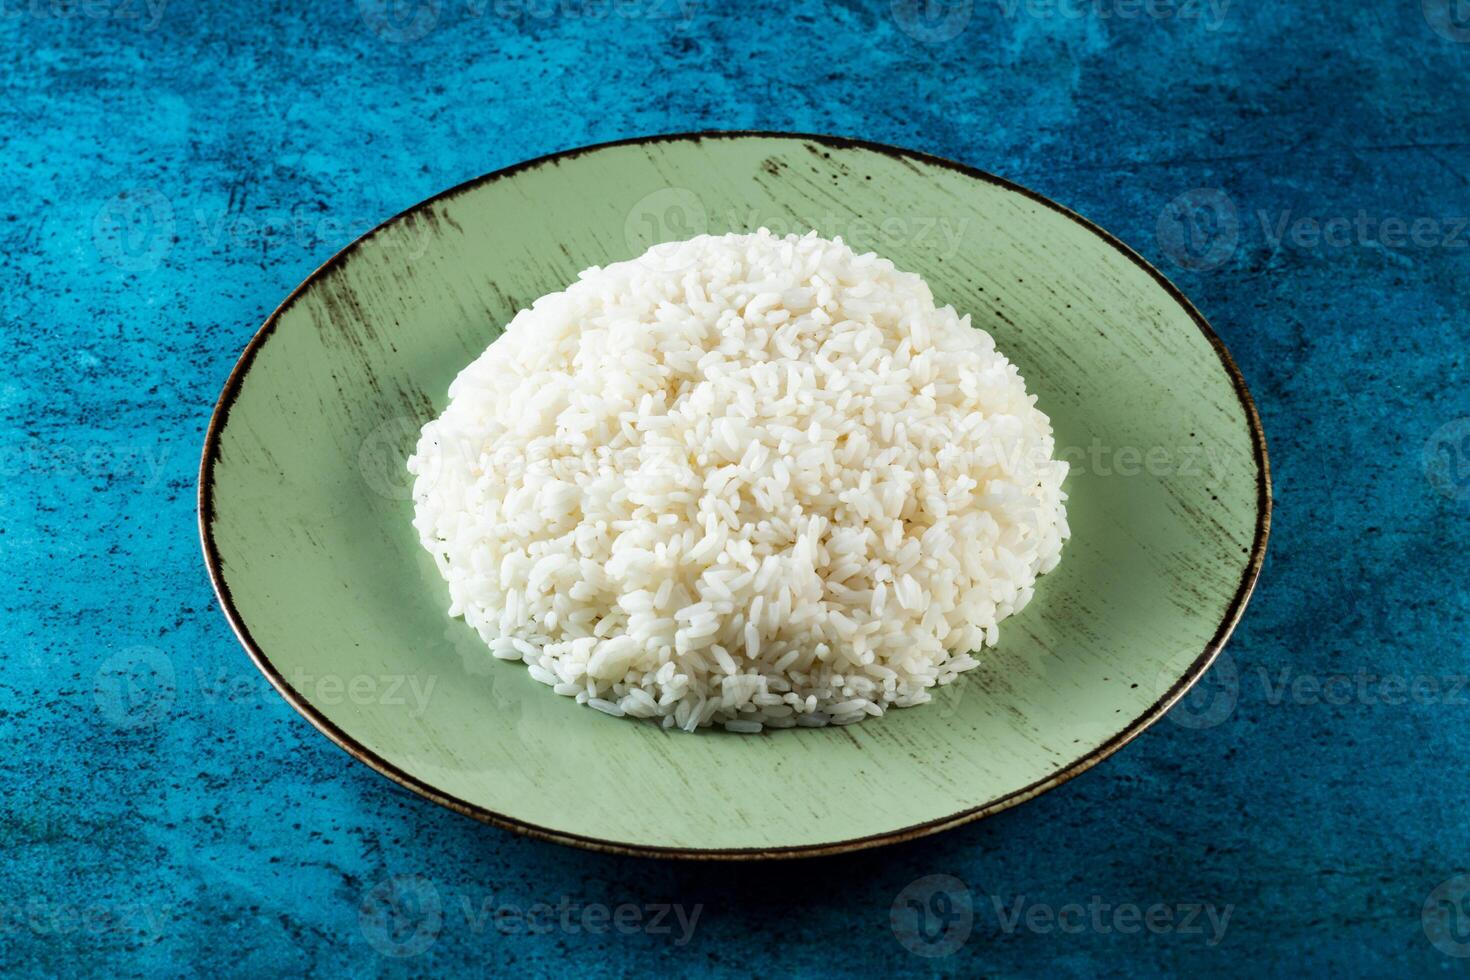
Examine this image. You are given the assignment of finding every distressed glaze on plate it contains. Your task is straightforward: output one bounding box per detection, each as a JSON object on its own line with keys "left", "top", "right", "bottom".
{"left": 199, "top": 133, "right": 1270, "bottom": 859}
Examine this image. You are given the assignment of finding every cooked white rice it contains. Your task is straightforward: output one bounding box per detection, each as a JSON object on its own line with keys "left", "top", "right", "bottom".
{"left": 408, "top": 230, "right": 1069, "bottom": 732}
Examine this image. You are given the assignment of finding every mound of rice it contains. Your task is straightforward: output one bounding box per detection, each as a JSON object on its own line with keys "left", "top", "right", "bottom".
{"left": 409, "top": 230, "right": 1069, "bottom": 732}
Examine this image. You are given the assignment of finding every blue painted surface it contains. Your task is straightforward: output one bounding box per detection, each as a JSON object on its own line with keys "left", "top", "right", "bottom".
{"left": 3, "top": 0, "right": 1469, "bottom": 975}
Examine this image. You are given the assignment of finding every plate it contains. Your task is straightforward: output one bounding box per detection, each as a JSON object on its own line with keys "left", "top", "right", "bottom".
{"left": 199, "top": 132, "right": 1269, "bottom": 858}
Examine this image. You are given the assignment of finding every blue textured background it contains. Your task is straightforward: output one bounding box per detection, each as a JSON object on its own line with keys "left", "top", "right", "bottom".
{"left": 4, "top": 0, "right": 1469, "bottom": 975}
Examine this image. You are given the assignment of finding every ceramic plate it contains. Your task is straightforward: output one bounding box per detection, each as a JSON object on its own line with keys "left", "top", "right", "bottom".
{"left": 199, "top": 132, "right": 1270, "bottom": 859}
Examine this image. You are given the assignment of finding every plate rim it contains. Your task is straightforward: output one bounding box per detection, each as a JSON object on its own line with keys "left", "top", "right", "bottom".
{"left": 197, "top": 129, "right": 1272, "bottom": 861}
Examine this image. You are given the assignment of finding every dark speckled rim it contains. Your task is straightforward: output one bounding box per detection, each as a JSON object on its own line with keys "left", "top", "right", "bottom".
{"left": 198, "top": 130, "right": 1272, "bottom": 861}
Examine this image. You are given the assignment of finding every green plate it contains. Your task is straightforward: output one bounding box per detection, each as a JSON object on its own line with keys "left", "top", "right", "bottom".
{"left": 199, "top": 133, "right": 1270, "bottom": 859}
